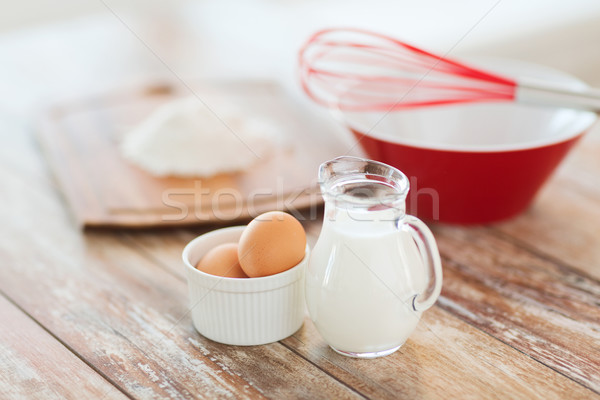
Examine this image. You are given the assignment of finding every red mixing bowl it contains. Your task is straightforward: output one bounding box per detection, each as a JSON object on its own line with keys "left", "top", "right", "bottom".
{"left": 339, "top": 59, "right": 597, "bottom": 224}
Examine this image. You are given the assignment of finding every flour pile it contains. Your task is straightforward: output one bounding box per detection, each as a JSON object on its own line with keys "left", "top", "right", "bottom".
{"left": 120, "top": 96, "right": 275, "bottom": 177}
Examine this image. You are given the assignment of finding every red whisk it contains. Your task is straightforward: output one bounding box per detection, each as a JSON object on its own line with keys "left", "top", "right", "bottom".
{"left": 299, "top": 28, "right": 600, "bottom": 112}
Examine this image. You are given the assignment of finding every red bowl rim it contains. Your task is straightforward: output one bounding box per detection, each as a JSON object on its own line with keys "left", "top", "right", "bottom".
{"left": 336, "top": 58, "right": 598, "bottom": 153}
{"left": 341, "top": 107, "right": 595, "bottom": 153}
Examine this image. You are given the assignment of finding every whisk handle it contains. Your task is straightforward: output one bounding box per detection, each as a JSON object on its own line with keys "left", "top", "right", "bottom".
{"left": 516, "top": 78, "right": 600, "bottom": 112}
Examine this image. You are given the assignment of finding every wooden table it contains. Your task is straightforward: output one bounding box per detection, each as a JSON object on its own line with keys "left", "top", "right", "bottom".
{"left": 1, "top": 7, "right": 599, "bottom": 399}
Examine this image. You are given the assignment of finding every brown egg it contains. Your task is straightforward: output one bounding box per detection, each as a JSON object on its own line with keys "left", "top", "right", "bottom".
{"left": 196, "top": 243, "right": 248, "bottom": 278}
{"left": 238, "top": 211, "right": 307, "bottom": 278}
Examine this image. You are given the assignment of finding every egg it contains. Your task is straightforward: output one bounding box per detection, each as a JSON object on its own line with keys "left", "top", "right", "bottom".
{"left": 238, "top": 211, "right": 307, "bottom": 278}
{"left": 196, "top": 243, "right": 248, "bottom": 278}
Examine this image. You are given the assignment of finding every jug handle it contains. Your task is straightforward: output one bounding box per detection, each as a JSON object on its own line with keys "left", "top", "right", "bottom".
{"left": 401, "top": 215, "right": 443, "bottom": 312}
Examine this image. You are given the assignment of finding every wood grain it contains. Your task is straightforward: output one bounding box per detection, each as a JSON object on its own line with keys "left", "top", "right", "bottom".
{"left": 0, "top": 163, "right": 361, "bottom": 399}
{"left": 0, "top": 295, "right": 127, "bottom": 400}
{"left": 472, "top": 16, "right": 600, "bottom": 282}
{"left": 9, "top": 127, "right": 597, "bottom": 398}
{"left": 5, "top": 85, "right": 600, "bottom": 399}
{"left": 37, "top": 81, "right": 343, "bottom": 229}
{"left": 284, "top": 308, "right": 597, "bottom": 400}
{"left": 126, "top": 228, "right": 598, "bottom": 400}
{"left": 434, "top": 225, "right": 600, "bottom": 394}
{"left": 493, "top": 126, "right": 600, "bottom": 280}
{"left": 3, "top": 11, "right": 600, "bottom": 400}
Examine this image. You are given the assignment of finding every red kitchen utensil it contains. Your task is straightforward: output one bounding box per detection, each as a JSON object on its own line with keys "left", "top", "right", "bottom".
{"left": 299, "top": 28, "right": 600, "bottom": 112}
{"left": 337, "top": 58, "right": 597, "bottom": 224}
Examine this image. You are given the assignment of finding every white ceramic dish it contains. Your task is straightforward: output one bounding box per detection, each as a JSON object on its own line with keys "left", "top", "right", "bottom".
{"left": 182, "top": 226, "right": 308, "bottom": 345}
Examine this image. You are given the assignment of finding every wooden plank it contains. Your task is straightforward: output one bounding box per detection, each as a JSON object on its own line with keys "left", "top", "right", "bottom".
{"left": 433, "top": 225, "right": 600, "bottom": 394}
{"left": 0, "top": 165, "right": 361, "bottom": 399}
{"left": 283, "top": 307, "right": 597, "bottom": 400}
{"left": 123, "top": 229, "right": 199, "bottom": 280}
{"left": 3, "top": 33, "right": 598, "bottom": 398}
{"left": 0, "top": 295, "right": 128, "bottom": 400}
{"left": 126, "top": 224, "right": 598, "bottom": 399}
{"left": 11, "top": 122, "right": 590, "bottom": 398}
{"left": 493, "top": 126, "right": 600, "bottom": 280}
{"left": 37, "top": 81, "right": 341, "bottom": 229}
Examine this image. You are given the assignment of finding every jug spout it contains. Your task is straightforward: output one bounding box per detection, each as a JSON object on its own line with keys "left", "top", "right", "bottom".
{"left": 318, "top": 156, "right": 409, "bottom": 217}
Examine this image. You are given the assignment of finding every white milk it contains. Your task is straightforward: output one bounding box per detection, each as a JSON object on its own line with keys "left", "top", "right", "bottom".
{"left": 306, "top": 207, "right": 427, "bottom": 355}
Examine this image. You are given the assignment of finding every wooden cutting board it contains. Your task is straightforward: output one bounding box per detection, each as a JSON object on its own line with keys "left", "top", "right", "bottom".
{"left": 37, "top": 81, "right": 346, "bottom": 229}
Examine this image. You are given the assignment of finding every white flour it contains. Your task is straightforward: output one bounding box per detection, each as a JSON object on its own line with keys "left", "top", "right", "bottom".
{"left": 120, "top": 96, "right": 275, "bottom": 177}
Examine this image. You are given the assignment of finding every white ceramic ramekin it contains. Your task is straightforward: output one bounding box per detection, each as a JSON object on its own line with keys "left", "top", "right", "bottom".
{"left": 182, "top": 226, "right": 308, "bottom": 345}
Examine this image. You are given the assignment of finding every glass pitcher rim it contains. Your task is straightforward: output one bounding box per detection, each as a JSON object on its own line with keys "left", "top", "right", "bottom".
{"left": 318, "top": 156, "right": 410, "bottom": 207}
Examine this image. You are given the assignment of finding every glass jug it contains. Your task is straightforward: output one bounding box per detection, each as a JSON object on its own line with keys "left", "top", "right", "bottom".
{"left": 306, "top": 156, "right": 443, "bottom": 358}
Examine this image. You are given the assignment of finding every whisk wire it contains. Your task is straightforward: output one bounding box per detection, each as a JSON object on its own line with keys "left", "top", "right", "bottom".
{"left": 299, "top": 28, "right": 518, "bottom": 111}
